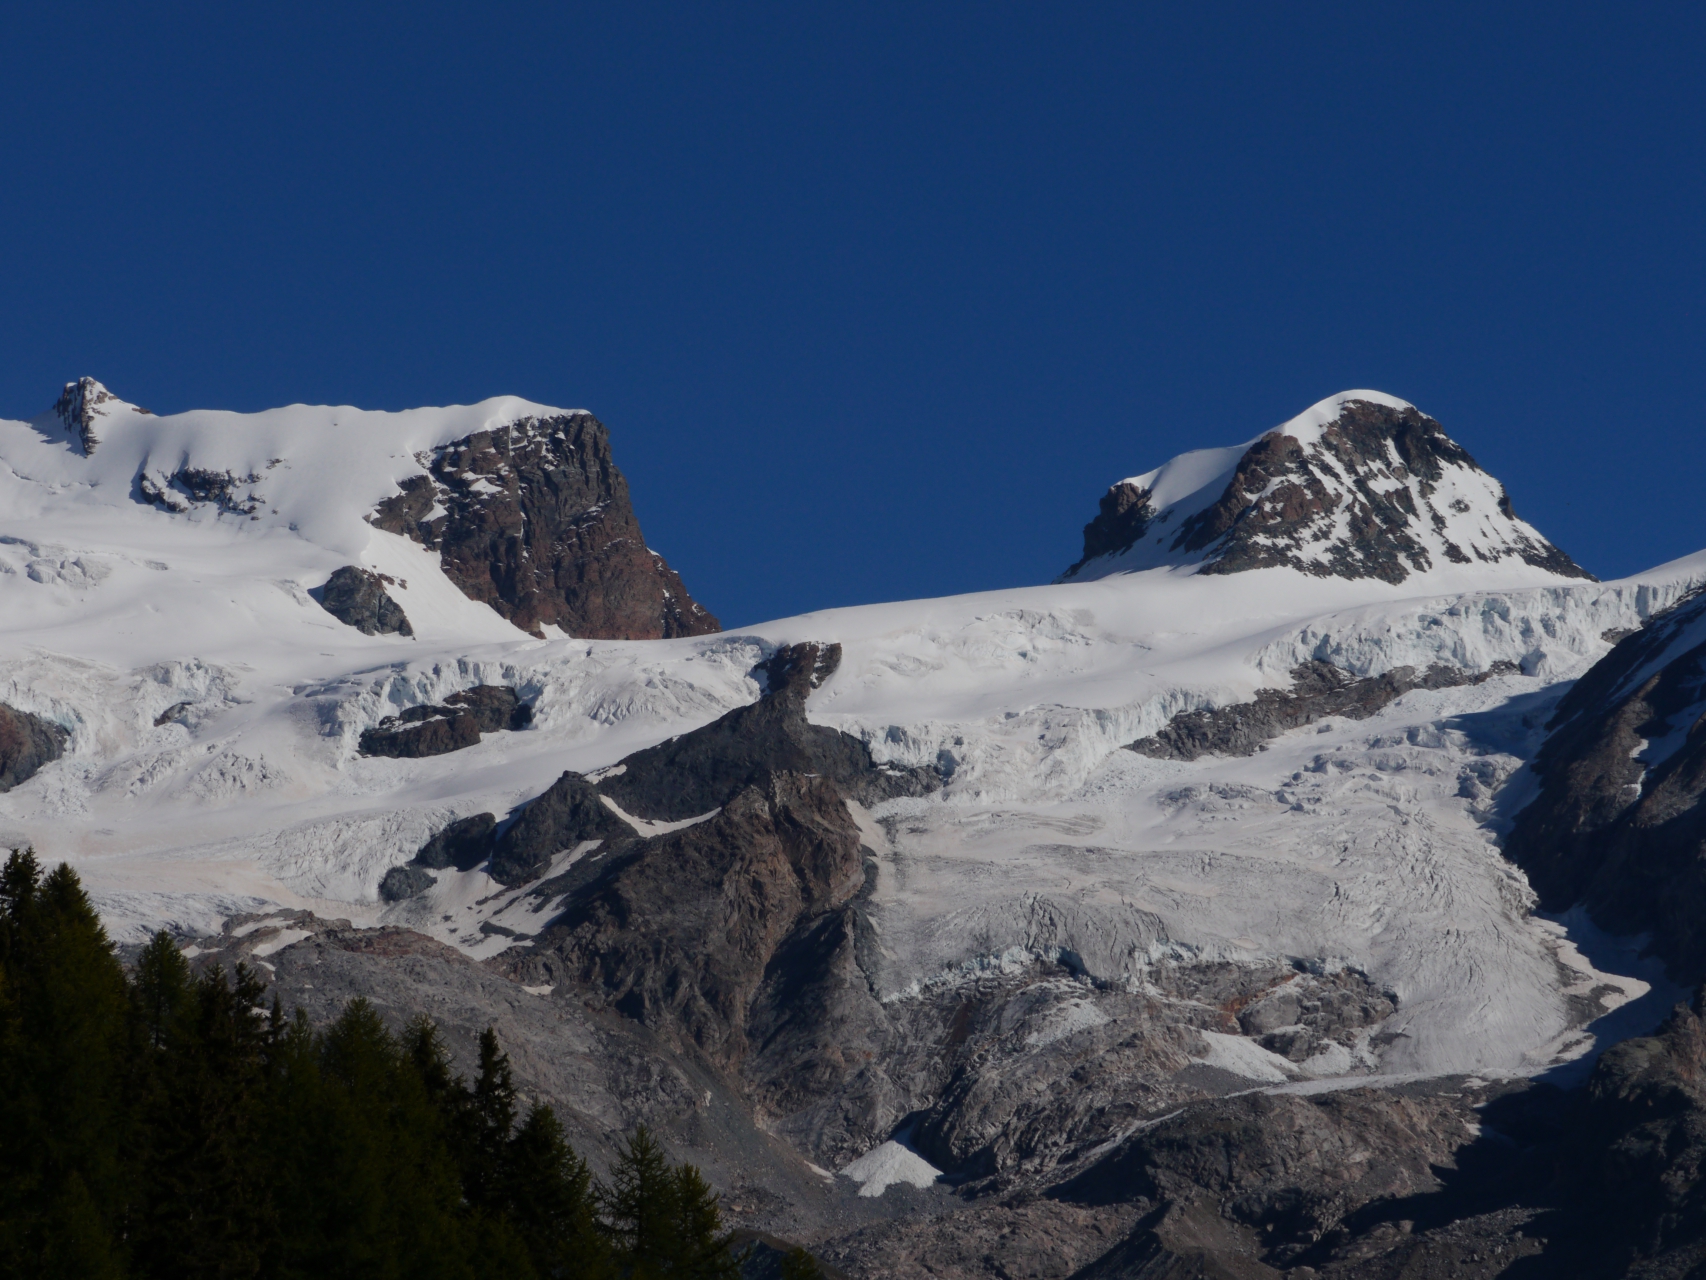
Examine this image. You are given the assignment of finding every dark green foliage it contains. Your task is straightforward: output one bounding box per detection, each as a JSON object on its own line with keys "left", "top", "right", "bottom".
{"left": 780, "top": 1247, "right": 826, "bottom": 1280}
{"left": 0, "top": 851, "right": 750, "bottom": 1280}
{"left": 0, "top": 848, "right": 132, "bottom": 1276}
{"left": 604, "top": 1127, "right": 740, "bottom": 1280}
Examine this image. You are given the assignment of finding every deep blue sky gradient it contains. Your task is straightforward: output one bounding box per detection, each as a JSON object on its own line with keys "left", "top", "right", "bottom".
{"left": 3, "top": 3, "right": 1702, "bottom": 625}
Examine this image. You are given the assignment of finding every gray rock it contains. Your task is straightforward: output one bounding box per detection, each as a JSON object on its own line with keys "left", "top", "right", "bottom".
{"left": 0, "top": 704, "right": 69, "bottom": 792}
{"left": 378, "top": 865, "right": 435, "bottom": 902}
{"left": 1507, "top": 588, "right": 1706, "bottom": 980}
{"left": 316, "top": 565, "right": 413, "bottom": 636}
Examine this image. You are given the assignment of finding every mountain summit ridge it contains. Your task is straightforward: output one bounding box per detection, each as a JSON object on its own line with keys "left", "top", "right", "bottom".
{"left": 1060, "top": 390, "right": 1591, "bottom": 586}
{"left": 20, "top": 378, "right": 717, "bottom": 641}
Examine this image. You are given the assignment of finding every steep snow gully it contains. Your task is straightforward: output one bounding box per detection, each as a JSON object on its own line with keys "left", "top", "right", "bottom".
{"left": 4, "top": 383, "right": 1704, "bottom": 1266}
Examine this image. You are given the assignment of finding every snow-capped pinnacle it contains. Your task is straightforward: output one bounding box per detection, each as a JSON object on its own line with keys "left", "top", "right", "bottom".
{"left": 48, "top": 377, "right": 151, "bottom": 455}
{"left": 1058, "top": 391, "right": 1593, "bottom": 587}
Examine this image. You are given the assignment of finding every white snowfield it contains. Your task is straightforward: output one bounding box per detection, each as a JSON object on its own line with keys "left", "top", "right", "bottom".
{"left": 1, "top": 384, "right": 1699, "bottom": 1087}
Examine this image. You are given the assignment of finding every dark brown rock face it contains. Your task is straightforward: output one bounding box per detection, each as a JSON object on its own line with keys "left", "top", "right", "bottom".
{"left": 1076, "top": 481, "right": 1157, "bottom": 566}
{"left": 369, "top": 411, "right": 718, "bottom": 639}
{"left": 1507, "top": 590, "right": 1706, "bottom": 981}
{"left": 1062, "top": 398, "right": 1591, "bottom": 585}
{"left": 358, "top": 685, "right": 531, "bottom": 758}
{"left": 0, "top": 705, "right": 69, "bottom": 792}
{"left": 317, "top": 566, "right": 413, "bottom": 636}
{"left": 1128, "top": 659, "right": 1520, "bottom": 761}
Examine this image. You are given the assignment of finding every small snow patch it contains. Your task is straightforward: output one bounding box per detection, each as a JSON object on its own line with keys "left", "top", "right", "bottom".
{"left": 521, "top": 984, "right": 554, "bottom": 997}
{"left": 250, "top": 927, "right": 312, "bottom": 957}
{"left": 1195, "top": 1030, "right": 1300, "bottom": 1083}
{"left": 1025, "top": 998, "right": 1110, "bottom": 1048}
{"left": 839, "top": 1141, "right": 943, "bottom": 1197}
{"left": 598, "top": 794, "right": 720, "bottom": 837}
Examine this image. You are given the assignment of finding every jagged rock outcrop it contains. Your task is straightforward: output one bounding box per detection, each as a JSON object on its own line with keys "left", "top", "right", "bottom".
{"left": 369, "top": 411, "right": 719, "bottom": 639}
{"left": 359, "top": 685, "right": 531, "bottom": 758}
{"left": 1062, "top": 395, "right": 1592, "bottom": 585}
{"left": 316, "top": 566, "right": 413, "bottom": 637}
{"left": 515, "top": 771, "right": 866, "bottom": 1054}
{"left": 597, "top": 642, "right": 941, "bottom": 821}
{"left": 0, "top": 705, "right": 69, "bottom": 792}
{"left": 1128, "top": 659, "right": 1520, "bottom": 760}
{"left": 137, "top": 465, "right": 264, "bottom": 516}
{"left": 486, "top": 771, "right": 637, "bottom": 887}
{"left": 1507, "top": 589, "right": 1706, "bottom": 980}
{"left": 53, "top": 376, "right": 150, "bottom": 455}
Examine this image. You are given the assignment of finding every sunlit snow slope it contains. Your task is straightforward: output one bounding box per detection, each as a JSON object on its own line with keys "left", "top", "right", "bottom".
{"left": 0, "top": 384, "right": 1697, "bottom": 1086}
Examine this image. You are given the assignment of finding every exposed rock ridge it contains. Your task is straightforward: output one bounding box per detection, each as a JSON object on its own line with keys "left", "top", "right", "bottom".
{"left": 1128, "top": 658, "right": 1520, "bottom": 761}
{"left": 1062, "top": 397, "right": 1592, "bottom": 585}
{"left": 0, "top": 704, "right": 69, "bottom": 792}
{"left": 369, "top": 411, "right": 719, "bottom": 640}
{"left": 1507, "top": 588, "right": 1706, "bottom": 980}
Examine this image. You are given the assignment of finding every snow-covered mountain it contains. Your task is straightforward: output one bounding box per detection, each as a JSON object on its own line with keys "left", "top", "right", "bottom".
{"left": 1060, "top": 390, "right": 1589, "bottom": 584}
{"left": 3, "top": 380, "right": 1703, "bottom": 1274}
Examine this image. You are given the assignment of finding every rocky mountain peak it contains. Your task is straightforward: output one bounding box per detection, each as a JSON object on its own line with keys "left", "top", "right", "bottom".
{"left": 1060, "top": 391, "right": 1592, "bottom": 586}
{"left": 369, "top": 409, "right": 719, "bottom": 640}
{"left": 49, "top": 377, "right": 150, "bottom": 455}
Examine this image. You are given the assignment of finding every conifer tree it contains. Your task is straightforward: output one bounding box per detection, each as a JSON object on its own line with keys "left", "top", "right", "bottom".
{"left": 604, "top": 1125, "right": 678, "bottom": 1278}
{"left": 504, "top": 1103, "right": 611, "bottom": 1279}
{"left": 132, "top": 930, "right": 190, "bottom": 1052}
{"left": 0, "top": 850, "right": 132, "bottom": 1276}
{"left": 665, "top": 1164, "right": 740, "bottom": 1280}
{"left": 466, "top": 1025, "right": 518, "bottom": 1210}
{"left": 132, "top": 962, "right": 274, "bottom": 1279}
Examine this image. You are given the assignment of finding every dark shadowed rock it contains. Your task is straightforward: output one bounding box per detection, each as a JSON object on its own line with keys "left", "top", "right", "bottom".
{"left": 378, "top": 865, "right": 435, "bottom": 902}
{"left": 0, "top": 704, "right": 69, "bottom": 792}
{"left": 413, "top": 812, "right": 498, "bottom": 870}
{"left": 1128, "top": 660, "right": 1520, "bottom": 761}
{"left": 487, "top": 771, "right": 638, "bottom": 887}
{"left": 1506, "top": 589, "right": 1706, "bottom": 981}
{"left": 317, "top": 565, "right": 413, "bottom": 636}
{"left": 369, "top": 411, "right": 719, "bottom": 639}
{"left": 53, "top": 376, "right": 151, "bottom": 454}
{"left": 597, "top": 642, "right": 941, "bottom": 822}
{"left": 509, "top": 770, "right": 870, "bottom": 1072}
{"left": 358, "top": 685, "right": 531, "bottom": 758}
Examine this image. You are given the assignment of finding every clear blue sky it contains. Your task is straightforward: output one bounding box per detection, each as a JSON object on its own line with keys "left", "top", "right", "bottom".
{"left": 3, "top": 3, "right": 1702, "bottom": 626}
